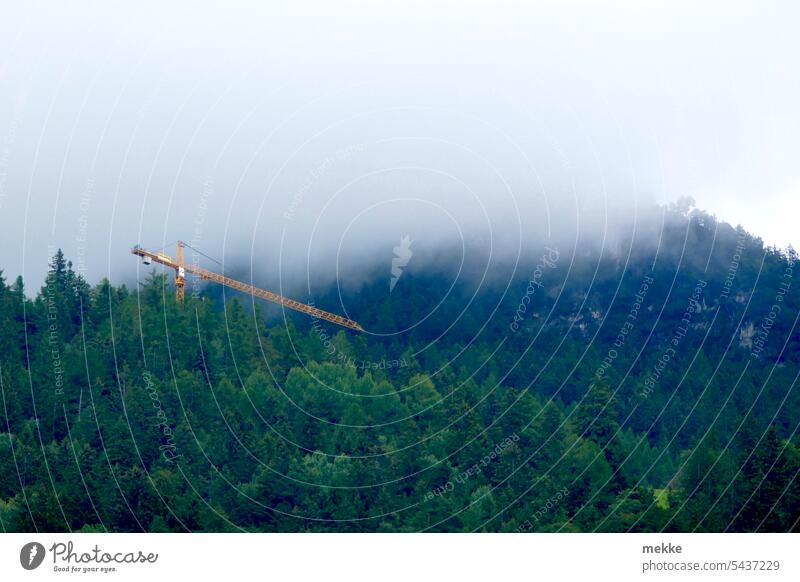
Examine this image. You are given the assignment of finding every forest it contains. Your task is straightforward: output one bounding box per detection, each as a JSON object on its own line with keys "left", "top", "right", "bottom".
{"left": 1, "top": 206, "right": 798, "bottom": 532}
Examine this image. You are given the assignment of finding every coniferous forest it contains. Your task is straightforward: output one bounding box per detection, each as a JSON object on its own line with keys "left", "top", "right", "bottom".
{"left": 1, "top": 207, "right": 798, "bottom": 533}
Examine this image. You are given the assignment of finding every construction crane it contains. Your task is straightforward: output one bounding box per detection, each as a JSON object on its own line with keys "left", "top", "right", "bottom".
{"left": 131, "top": 241, "right": 364, "bottom": 331}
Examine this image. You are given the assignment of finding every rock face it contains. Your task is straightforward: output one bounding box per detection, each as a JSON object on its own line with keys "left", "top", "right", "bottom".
{"left": 739, "top": 321, "right": 755, "bottom": 348}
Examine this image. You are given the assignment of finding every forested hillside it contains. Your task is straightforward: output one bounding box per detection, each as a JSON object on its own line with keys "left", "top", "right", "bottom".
{"left": 1, "top": 207, "right": 798, "bottom": 532}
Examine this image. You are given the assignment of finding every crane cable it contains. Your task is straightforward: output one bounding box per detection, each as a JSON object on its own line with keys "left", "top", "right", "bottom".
{"left": 143, "top": 239, "right": 223, "bottom": 267}
{"left": 179, "top": 240, "right": 223, "bottom": 267}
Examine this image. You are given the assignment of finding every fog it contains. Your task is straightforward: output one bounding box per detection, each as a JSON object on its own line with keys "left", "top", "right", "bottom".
{"left": 1, "top": 1, "right": 798, "bottom": 294}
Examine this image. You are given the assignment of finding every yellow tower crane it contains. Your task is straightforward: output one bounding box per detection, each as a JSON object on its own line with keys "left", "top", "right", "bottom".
{"left": 131, "top": 241, "right": 364, "bottom": 332}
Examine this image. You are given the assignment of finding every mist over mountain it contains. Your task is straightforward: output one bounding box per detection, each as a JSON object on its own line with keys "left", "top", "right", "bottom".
{"left": 3, "top": 200, "right": 796, "bottom": 532}
{"left": 1, "top": 1, "right": 799, "bottom": 537}
{"left": 2, "top": 2, "right": 799, "bottom": 292}
{"left": 187, "top": 197, "right": 755, "bottom": 313}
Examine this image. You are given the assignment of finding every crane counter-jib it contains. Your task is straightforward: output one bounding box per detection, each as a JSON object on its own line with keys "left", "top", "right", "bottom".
{"left": 130, "top": 244, "right": 364, "bottom": 332}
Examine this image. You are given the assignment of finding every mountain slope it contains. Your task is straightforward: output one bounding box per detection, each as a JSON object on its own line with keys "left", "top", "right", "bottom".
{"left": 0, "top": 207, "right": 798, "bottom": 532}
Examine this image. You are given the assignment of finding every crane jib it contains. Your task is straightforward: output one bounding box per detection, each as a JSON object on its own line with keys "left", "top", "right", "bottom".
{"left": 131, "top": 244, "right": 363, "bottom": 331}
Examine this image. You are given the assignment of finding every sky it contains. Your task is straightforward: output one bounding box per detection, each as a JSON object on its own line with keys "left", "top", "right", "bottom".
{"left": 1, "top": 0, "right": 798, "bottom": 291}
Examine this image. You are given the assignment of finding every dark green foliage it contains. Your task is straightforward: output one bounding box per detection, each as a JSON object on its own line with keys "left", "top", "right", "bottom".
{"left": 1, "top": 210, "right": 799, "bottom": 532}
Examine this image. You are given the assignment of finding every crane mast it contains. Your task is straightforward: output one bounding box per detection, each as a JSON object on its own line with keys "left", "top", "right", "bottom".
{"left": 131, "top": 241, "right": 364, "bottom": 332}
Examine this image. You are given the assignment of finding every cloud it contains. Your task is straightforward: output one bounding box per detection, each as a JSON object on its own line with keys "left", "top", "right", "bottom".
{"left": 0, "top": 1, "right": 798, "bottom": 291}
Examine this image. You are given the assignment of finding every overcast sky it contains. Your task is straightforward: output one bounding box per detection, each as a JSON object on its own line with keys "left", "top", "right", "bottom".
{"left": 1, "top": 1, "right": 798, "bottom": 291}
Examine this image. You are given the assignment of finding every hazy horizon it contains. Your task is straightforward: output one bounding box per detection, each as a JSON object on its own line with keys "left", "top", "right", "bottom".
{"left": 1, "top": 1, "right": 799, "bottom": 291}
